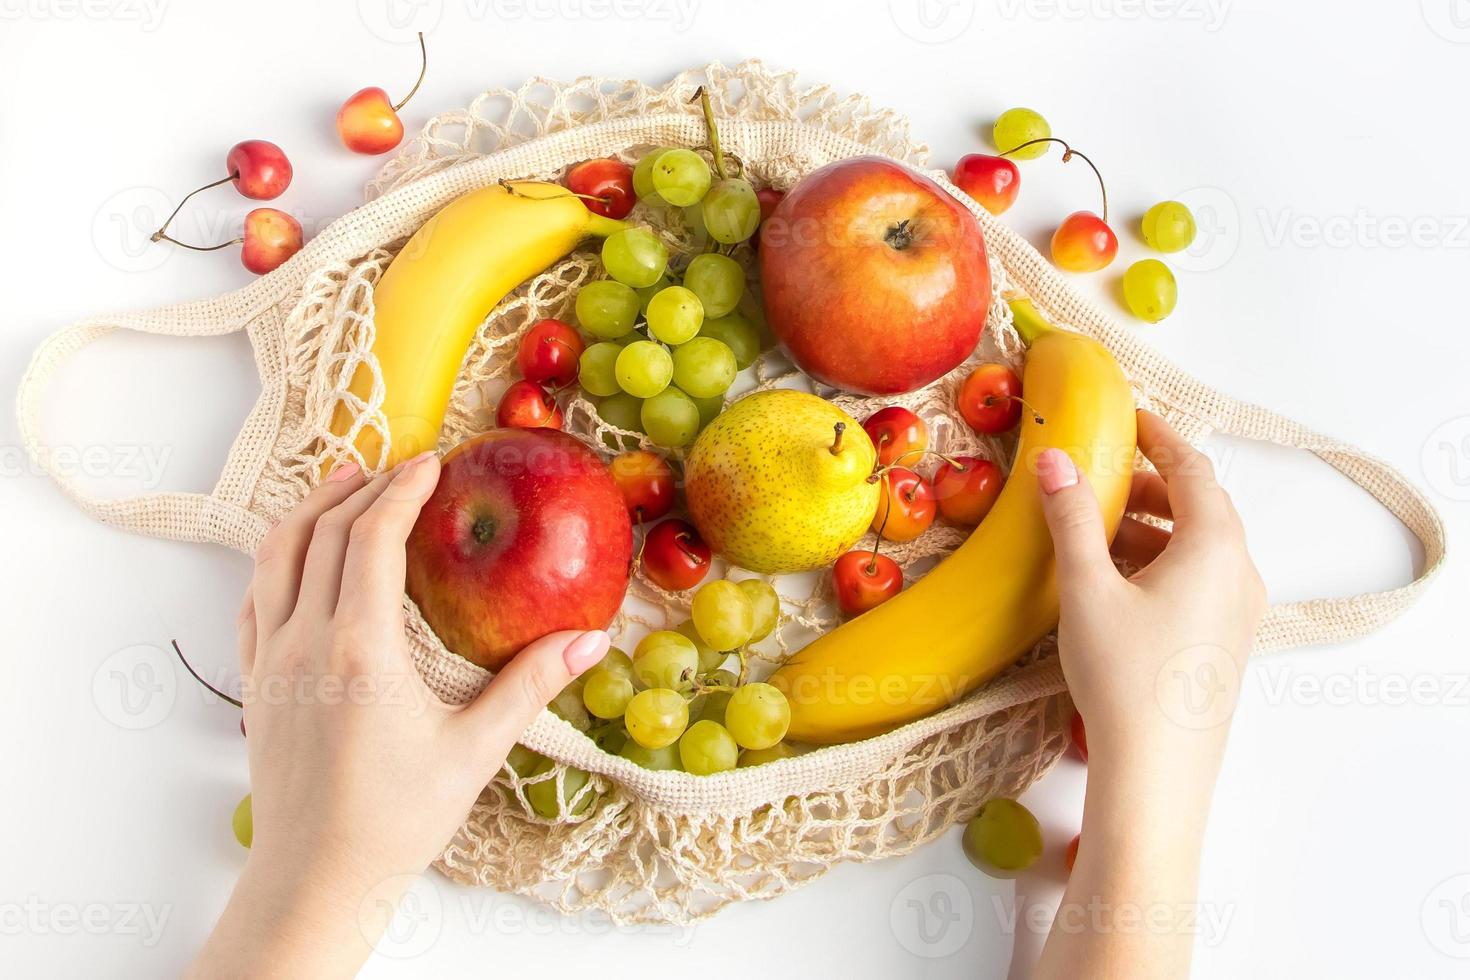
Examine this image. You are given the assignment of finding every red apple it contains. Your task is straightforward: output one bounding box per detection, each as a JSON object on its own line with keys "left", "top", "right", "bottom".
{"left": 405, "top": 429, "right": 631, "bottom": 670}
{"left": 953, "top": 153, "right": 1020, "bottom": 216}
{"left": 759, "top": 156, "right": 990, "bottom": 396}
{"left": 240, "top": 208, "right": 302, "bottom": 275}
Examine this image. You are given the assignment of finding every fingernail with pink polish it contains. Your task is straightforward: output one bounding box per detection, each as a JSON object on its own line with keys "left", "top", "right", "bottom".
{"left": 1037, "top": 448, "right": 1079, "bottom": 495}
{"left": 563, "top": 630, "right": 611, "bottom": 675}
{"left": 327, "top": 461, "right": 361, "bottom": 483}
{"left": 391, "top": 450, "right": 437, "bottom": 483}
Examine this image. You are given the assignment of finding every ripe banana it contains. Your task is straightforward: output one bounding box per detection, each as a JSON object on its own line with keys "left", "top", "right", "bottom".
{"left": 769, "top": 299, "right": 1137, "bottom": 744}
{"left": 329, "top": 181, "right": 626, "bottom": 468}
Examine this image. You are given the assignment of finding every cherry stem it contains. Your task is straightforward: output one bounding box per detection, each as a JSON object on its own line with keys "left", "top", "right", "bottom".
{"left": 391, "top": 32, "right": 428, "bottom": 112}
{"left": 674, "top": 532, "right": 707, "bottom": 567}
{"left": 690, "top": 86, "right": 727, "bottom": 180}
{"left": 1000, "top": 137, "right": 1109, "bottom": 223}
{"left": 830, "top": 422, "right": 846, "bottom": 456}
{"left": 171, "top": 639, "right": 243, "bottom": 709}
{"left": 983, "top": 393, "right": 1046, "bottom": 425}
{"left": 498, "top": 179, "right": 610, "bottom": 205}
{"left": 151, "top": 172, "right": 237, "bottom": 245}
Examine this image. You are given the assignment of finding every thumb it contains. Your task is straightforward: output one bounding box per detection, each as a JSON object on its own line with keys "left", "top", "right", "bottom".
{"left": 1035, "top": 448, "right": 1118, "bottom": 590}
{"left": 454, "top": 629, "right": 610, "bottom": 756}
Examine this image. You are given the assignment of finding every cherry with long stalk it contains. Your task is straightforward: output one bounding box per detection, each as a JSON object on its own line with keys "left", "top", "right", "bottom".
{"left": 1001, "top": 136, "right": 1118, "bottom": 273}
{"left": 337, "top": 31, "right": 429, "bottom": 154}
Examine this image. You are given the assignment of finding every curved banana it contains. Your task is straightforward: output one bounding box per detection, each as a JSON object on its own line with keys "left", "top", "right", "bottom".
{"left": 769, "top": 299, "right": 1137, "bottom": 744}
{"left": 329, "top": 181, "right": 626, "bottom": 468}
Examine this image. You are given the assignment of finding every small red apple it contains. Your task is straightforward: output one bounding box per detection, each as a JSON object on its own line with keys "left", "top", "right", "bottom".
{"left": 496, "top": 380, "right": 562, "bottom": 430}
{"left": 863, "top": 406, "right": 928, "bottom": 467}
{"left": 953, "top": 153, "right": 1020, "bottom": 216}
{"left": 240, "top": 208, "right": 302, "bottom": 275}
{"left": 226, "top": 140, "right": 292, "bottom": 200}
{"left": 759, "top": 156, "right": 990, "bottom": 396}
{"left": 405, "top": 428, "right": 632, "bottom": 671}
{"left": 641, "top": 518, "right": 710, "bottom": 592}
{"left": 833, "top": 549, "right": 903, "bottom": 616}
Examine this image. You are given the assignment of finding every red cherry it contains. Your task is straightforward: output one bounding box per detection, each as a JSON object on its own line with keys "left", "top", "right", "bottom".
{"left": 240, "top": 208, "right": 303, "bottom": 275}
{"left": 957, "top": 363, "right": 1024, "bottom": 434}
{"left": 863, "top": 406, "right": 928, "bottom": 467}
{"left": 833, "top": 550, "right": 903, "bottom": 617}
{"left": 336, "top": 32, "right": 427, "bottom": 155}
{"left": 1051, "top": 211, "right": 1118, "bottom": 272}
{"left": 609, "top": 450, "right": 675, "bottom": 522}
{"left": 641, "top": 519, "right": 711, "bottom": 592}
{"left": 496, "top": 380, "right": 562, "bottom": 430}
{"left": 953, "top": 153, "right": 1020, "bottom": 216}
{"left": 755, "top": 188, "right": 785, "bottom": 222}
{"left": 516, "top": 318, "right": 585, "bottom": 387}
{"left": 1071, "top": 710, "right": 1087, "bottom": 762}
{"left": 872, "top": 468, "right": 936, "bottom": 543}
{"left": 933, "top": 456, "right": 1004, "bottom": 526}
{"left": 226, "top": 140, "right": 292, "bottom": 200}
{"left": 567, "top": 158, "right": 636, "bottom": 220}
{"left": 1065, "top": 834, "right": 1081, "bottom": 873}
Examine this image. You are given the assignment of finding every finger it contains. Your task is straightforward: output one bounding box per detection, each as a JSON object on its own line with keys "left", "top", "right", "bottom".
{"left": 454, "top": 630, "right": 610, "bottom": 757}
{"left": 1135, "top": 410, "right": 1226, "bottom": 525}
{"left": 334, "top": 452, "right": 441, "bottom": 632}
{"left": 295, "top": 464, "right": 406, "bottom": 622}
{"left": 1125, "top": 470, "right": 1172, "bottom": 521}
{"left": 236, "top": 584, "right": 257, "bottom": 676}
{"left": 1111, "top": 516, "right": 1172, "bottom": 570}
{"left": 1035, "top": 447, "right": 1120, "bottom": 589}
{"left": 251, "top": 463, "right": 365, "bottom": 636}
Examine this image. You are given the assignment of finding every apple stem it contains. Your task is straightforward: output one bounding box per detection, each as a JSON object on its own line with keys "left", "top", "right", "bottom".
{"left": 150, "top": 172, "right": 239, "bottom": 246}
{"left": 984, "top": 393, "right": 1046, "bottom": 425}
{"left": 171, "top": 639, "right": 243, "bottom": 709}
{"left": 690, "top": 85, "right": 727, "bottom": 180}
{"left": 883, "top": 219, "right": 915, "bottom": 251}
{"left": 391, "top": 32, "right": 428, "bottom": 113}
{"left": 999, "top": 137, "right": 1109, "bottom": 223}
{"left": 829, "top": 422, "right": 846, "bottom": 456}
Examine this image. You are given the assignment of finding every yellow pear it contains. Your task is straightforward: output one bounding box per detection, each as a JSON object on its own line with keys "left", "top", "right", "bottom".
{"left": 684, "top": 390, "right": 880, "bottom": 575}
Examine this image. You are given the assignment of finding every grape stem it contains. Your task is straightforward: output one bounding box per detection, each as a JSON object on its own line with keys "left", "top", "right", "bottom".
{"left": 1000, "top": 137, "right": 1109, "bottom": 223}
{"left": 391, "top": 32, "right": 428, "bottom": 112}
{"left": 690, "top": 85, "right": 727, "bottom": 180}
{"left": 171, "top": 639, "right": 243, "bottom": 709}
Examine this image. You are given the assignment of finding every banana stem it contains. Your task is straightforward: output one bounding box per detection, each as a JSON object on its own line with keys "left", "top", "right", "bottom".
{"left": 1007, "top": 297, "right": 1053, "bottom": 345}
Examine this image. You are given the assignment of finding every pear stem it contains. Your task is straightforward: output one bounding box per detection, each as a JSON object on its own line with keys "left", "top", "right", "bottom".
{"left": 829, "top": 422, "right": 846, "bottom": 456}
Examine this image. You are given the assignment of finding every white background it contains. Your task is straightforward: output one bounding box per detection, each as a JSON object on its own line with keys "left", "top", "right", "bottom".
{"left": 2, "top": 1, "right": 1468, "bottom": 977}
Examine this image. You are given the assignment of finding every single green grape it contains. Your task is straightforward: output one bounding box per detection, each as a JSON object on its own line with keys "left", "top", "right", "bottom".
{"left": 504, "top": 744, "right": 544, "bottom": 778}
{"left": 724, "top": 682, "right": 791, "bottom": 750}
{"left": 232, "top": 793, "right": 253, "bottom": 848}
{"left": 738, "top": 742, "right": 796, "bottom": 767}
{"left": 698, "top": 312, "right": 760, "bottom": 370}
{"left": 1141, "top": 201, "right": 1197, "bottom": 253}
{"left": 737, "top": 579, "right": 781, "bottom": 641}
{"left": 641, "top": 388, "right": 701, "bottom": 448}
{"left": 702, "top": 177, "right": 761, "bottom": 244}
{"left": 582, "top": 667, "right": 636, "bottom": 719}
{"left": 645, "top": 285, "right": 704, "bottom": 345}
{"left": 615, "top": 340, "right": 673, "bottom": 399}
{"left": 636, "top": 273, "right": 674, "bottom": 315}
{"left": 601, "top": 227, "right": 669, "bottom": 288}
{"left": 671, "top": 337, "right": 737, "bottom": 399}
{"left": 632, "top": 147, "right": 671, "bottom": 204}
{"left": 675, "top": 619, "right": 724, "bottom": 672}
{"left": 597, "top": 646, "right": 634, "bottom": 679}
{"left": 619, "top": 739, "right": 682, "bottom": 771}
{"left": 1122, "top": 259, "right": 1178, "bottom": 323}
{"left": 624, "top": 688, "right": 690, "bottom": 749}
{"left": 691, "top": 579, "right": 754, "bottom": 651}
{"left": 683, "top": 253, "right": 744, "bottom": 318}
{"left": 633, "top": 630, "right": 699, "bottom": 690}
{"left": 962, "top": 798, "right": 1043, "bottom": 877}
{"left": 650, "top": 148, "right": 711, "bottom": 207}
{"left": 526, "top": 760, "right": 594, "bottom": 819}
{"left": 578, "top": 342, "right": 624, "bottom": 398}
{"left": 679, "top": 719, "right": 739, "bottom": 775}
{"left": 597, "top": 392, "right": 645, "bottom": 449}
{"left": 692, "top": 394, "right": 724, "bottom": 430}
{"left": 575, "top": 280, "right": 640, "bottom": 339}
{"left": 549, "top": 677, "right": 592, "bottom": 731}
{"left": 993, "top": 107, "right": 1051, "bottom": 159}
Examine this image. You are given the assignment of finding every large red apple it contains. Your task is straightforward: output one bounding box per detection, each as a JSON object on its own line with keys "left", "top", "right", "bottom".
{"left": 759, "top": 157, "right": 991, "bottom": 396}
{"left": 405, "top": 428, "right": 631, "bottom": 671}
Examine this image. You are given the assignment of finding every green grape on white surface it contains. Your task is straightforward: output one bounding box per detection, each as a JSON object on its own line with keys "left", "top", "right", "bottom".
{"left": 683, "top": 253, "right": 744, "bottom": 319}
{"left": 724, "top": 682, "right": 790, "bottom": 750}
{"left": 1122, "top": 259, "right": 1178, "bottom": 323}
{"left": 963, "top": 798, "right": 1043, "bottom": 877}
{"left": 582, "top": 667, "right": 636, "bottom": 719}
{"left": 993, "top": 107, "right": 1051, "bottom": 159}
{"left": 645, "top": 285, "right": 704, "bottom": 345}
{"left": 576, "top": 280, "right": 640, "bottom": 339}
{"left": 232, "top": 794, "right": 253, "bottom": 848}
{"left": 691, "top": 579, "right": 754, "bottom": 651}
{"left": 525, "top": 760, "right": 594, "bottom": 819}
{"left": 702, "top": 177, "right": 761, "bottom": 244}
{"left": 578, "top": 342, "right": 623, "bottom": 398}
{"left": 641, "top": 388, "right": 701, "bottom": 448}
{"left": 679, "top": 720, "right": 739, "bottom": 775}
{"left": 1141, "top": 201, "right": 1197, "bottom": 253}
{"left": 624, "top": 688, "right": 689, "bottom": 749}
{"left": 632, "top": 147, "right": 670, "bottom": 204}
{"left": 737, "top": 579, "right": 781, "bottom": 641}
{"left": 601, "top": 227, "right": 668, "bottom": 288}
{"left": 615, "top": 340, "right": 673, "bottom": 399}
{"left": 698, "top": 312, "right": 760, "bottom": 370}
{"left": 619, "top": 740, "right": 682, "bottom": 771}
{"left": 672, "top": 337, "right": 737, "bottom": 399}
{"left": 650, "top": 148, "right": 712, "bottom": 207}
{"left": 633, "top": 630, "right": 700, "bottom": 691}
